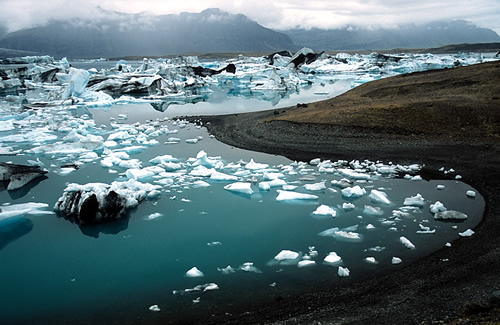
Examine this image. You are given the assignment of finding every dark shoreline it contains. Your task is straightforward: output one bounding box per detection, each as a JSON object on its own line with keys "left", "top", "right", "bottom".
{"left": 178, "top": 62, "right": 500, "bottom": 324}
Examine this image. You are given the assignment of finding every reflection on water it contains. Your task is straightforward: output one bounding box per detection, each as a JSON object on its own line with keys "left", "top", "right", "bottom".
{"left": 0, "top": 216, "right": 33, "bottom": 250}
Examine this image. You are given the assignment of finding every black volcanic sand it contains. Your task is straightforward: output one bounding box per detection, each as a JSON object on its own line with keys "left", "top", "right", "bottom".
{"left": 175, "top": 61, "right": 500, "bottom": 324}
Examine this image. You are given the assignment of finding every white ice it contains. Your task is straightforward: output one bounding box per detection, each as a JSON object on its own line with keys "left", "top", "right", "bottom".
{"left": 341, "top": 185, "right": 366, "bottom": 198}
{"left": 337, "top": 266, "right": 350, "bottom": 277}
{"left": 312, "top": 204, "right": 337, "bottom": 217}
{"left": 399, "top": 236, "right": 416, "bottom": 249}
{"left": 185, "top": 267, "right": 204, "bottom": 277}
{"left": 434, "top": 210, "right": 468, "bottom": 220}
{"left": 276, "top": 190, "right": 318, "bottom": 201}
{"left": 368, "top": 190, "right": 391, "bottom": 205}
{"left": 324, "top": 252, "right": 342, "bottom": 265}
{"left": 224, "top": 182, "right": 254, "bottom": 195}
{"left": 403, "top": 193, "right": 425, "bottom": 207}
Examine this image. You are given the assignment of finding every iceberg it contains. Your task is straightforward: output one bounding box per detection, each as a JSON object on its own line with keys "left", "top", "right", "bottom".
{"left": 224, "top": 182, "right": 254, "bottom": 195}
{"left": 312, "top": 204, "right": 337, "bottom": 217}
{"left": 341, "top": 185, "right": 366, "bottom": 198}
{"left": 434, "top": 210, "right": 468, "bottom": 220}
{"left": 403, "top": 193, "right": 425, "bottom": 207}
{"left": 324, "top": 252, "right": 342, "bottom": 265}
{"left": 276, "top": 190, "right": 318, "bottom": 201}
{"left": 338, "top": 266, "right": 350, "bottom": 277}
{"left": 368, "top": 190, "right": 391, "bottom": 205}
{"left": 304, "top": 181, "right": 326, "bottom": 191}
{"left": 429, "top": 201, "right": 447, "bottom": 213}
{"left": 0, "top": 162, "right": 47, "bottom": 191}
{"left": 399, "top": 236, "right": 416, "bottom": 249}
{"left": 185, "top": 267, "right": 204, "bottom": 278}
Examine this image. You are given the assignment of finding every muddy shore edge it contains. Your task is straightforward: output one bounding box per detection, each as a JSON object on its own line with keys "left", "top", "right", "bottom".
{"left": 182, "top": 61, "right": 500, "bottom": 324}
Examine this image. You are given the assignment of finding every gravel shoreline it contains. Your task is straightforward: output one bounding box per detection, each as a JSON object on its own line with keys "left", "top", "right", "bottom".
{"left": 182, "top": 61, "right": 500, "bottom": 324}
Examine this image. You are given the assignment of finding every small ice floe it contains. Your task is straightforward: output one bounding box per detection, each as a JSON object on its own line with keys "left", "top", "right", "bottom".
{"left": 403, "top": 193, "right": 425, "bottom": 207}
{"left": 331, "top": 178, "right": 353, "bottom": 188}
{"left": 445, "top": 242, "right": 452, "bottom": 247}
{"left": 192, "top": 180, "right": 210, "bottom": 188}
{"left": 365, "top": 224, "right": 376, "bottom": 230}
{"left": 185, "top": 138, "right": 199, "bottom": 144}
{"left": 149, "top": 305, "right": 161, "bottom": 312}
{"left": 312, "top": 204, "right": 337, "bottom": 217}
{"left": 368, "top": 189, "right": 391, "bottom": 205}
{"left": 338, "top": 266, "right": 350, "bottom": 277}
{"left": 324, "top": 252, "right": 342, "bottom": 265}
{"left": 192, "top": 297, "right": 200, "bottom": 304}
{"left": 0, "top": 202, "right": 53, "bottom": 220}
{"left": 210, "top": 171, "right": 238, "bottom": 181}
{"left": 341, "top": 185, "right": 366, "bottom": 198}
{"left": 416, "top": 224, "right": 436, "bottom": 234}
{"left": 271, "top": 250, "right": 302, "bottom": 266}
{"left": 275, "top": 190, "right": 318, "bottom": 202}
{"left": 434, "top": 210, "right": 468, "bottom": 220}
{"left": 245, "top": 159, "right": 269, "bottom": 170}
{"left": 399, "top": 236, "right": 416, "bottom": 249}
{"left": 304, "top": 181, "right": 326, "bottom": 191}
{"left": 337, "top": 169, "right": 371, "bottom": 180}
{"left": 297, "top": 260, "right": 316, "bottom": 268}
{"left": 364, "top": 257, "right": 378, "bottom": 264}
{"left": 466, "top": 190, "right": 476, "bottom": 198}
{"left": 459, "top": 229, "right": 475, "bottom": 237}
{"left": 455, "top": 175, "right": 462, "bottom": 180}
{"left": 392, "top": 257, "right": 402, "bottom": 264}
{"left": 143, "top": 212, "right": 163, "bottom": 221}
{"left": 319, "top": 226, "right": 363, "bottom": 242}
{"left": 224, "top": 182, "right": 254, "bottom": 195}
{"left": 207, "top": 241, "right": 222, "bottom": 246}
{"left": 239, "top": 262, "right": 262, "bottom": 273}
{"left": 363, "top": 205, "right": 383, "bottom": 217}
{"left": 436, "top": 185, "right": 445, "bottom": 190}
{"left": 429, "top": 201, "right": 447, "bottom": 213}
{"left": 218, "top": 265, "right": 236, "bottom": 275}
{"left": 185, "top": 267, "right": 204, "bottom": 277}
{"left": 342, "top": 202, "right": 356, "bottom": 211}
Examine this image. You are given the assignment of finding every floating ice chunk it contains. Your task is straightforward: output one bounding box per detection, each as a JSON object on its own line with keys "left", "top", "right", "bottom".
{"left": 403, "top": 193, "right": 425, "bottom": 207}
{"left": 192, "top": 150, "right": 217, "bottom": 167}
{"left": 149, "top": 154, "right": 179, "bottom": 165}
{"left": 189, "top": 166, "right": 214, "bottom": 177}
{"left": 324, "top": 252, "right": 342, "bottom": 265}
{"left": 364, "top": 257, "right": 378, "bottom": 264}
{"left": 210, "top": 171, "right": 238, "bottom": 181}
{"left": 262, "top": 172, "right": 285, "bottom": 180}
{"left": 298, "top": 260, "right": 316, "bottom": 268}
{"left": 185, "top": 267, "right": 204, "bottom": 278}
{"left": 185, "top": 138, "right": 199, "bottom": 144}
{"left": 434, "top": 210, "right": 468, "bottom": 220}
{"left": 312, "top": 204, "right": 337, "bottom": 217}
{"left": 363, "top": 205, "right": 383, "bottom": 217}
{"left": 377, "top": 165, "right": 397, "bottom": 174}
{"left": 218, "top": 265, "right": 236, "bottom": 275}
{"left": 245, "top": 159, "right": 269, "bottom": 170}
{"left": 149, "top": 305, "right": 161, "bottom": 312}
{"left": 416, "top": 224, "right": 436, "bottom": 234}
{"left": 282, "top": 184, "right": 297, "bottom": 191}
{"left": 239, "top": 262, "right": 262, "bottom": 273}
{"left": 125, "top": 168, "right": 155, "bottom": 181}
{"left": 144, "top": 212, "right": 162, "bottom": 221}
{"left": 192, "top": 180, "right": 210, "bottom": 188}
{"left": 276, "top": 190, "right": 318, "bottom": 201}
{"left": 207, "top": 241, "right": 222, "bottom": 246}
{"left": 337, "top": 169, "right": 371, "bottom": 180}
{"left": 399, "top": 236, "right": 415, "bottom": 249}
{"left": 0, "top": 120, "right": 15, "bottom": 132}
{"left": 304, "top": 181, "right": 326, "bottom": 191}
{"left": 274, "top": 250, "right": 300, "bottom": 261}
{"left": 436, "top": 185, "right": 445, "bottom": 190}
{"left": 224, "top": 182, "right": 254, "bottom": 195}
{"left": 342, "top": 202, "right": 356, "bottom": 210}
{"left": 272, "top": 250, "right": 301, "bottom": 266}
{"left": 333, "top": 230, "right": 363, "bottom": 242}
{"left": 341, "top": 185, "right": 366, "bottom": 198}
{"left": 392, "top": 257, "right": 402, "bottom": 264}
{"left": 459, "top": 229, "right": 475, "bottom": 237}
{"left": 429, "top": 201, "right": 447, "bottom": 213}
{"left": 466, "top": 190, "right": 476, "bottom": 198}
{"left": 259, "top": 182, "right": 271, "bottom": 191}
{"left": 338, "top": 266, "right": 350, "bottom": 277}
{"left": 366, "top": 224, "right": 376, "bottom": 230}
{"left": 369, "top": 190, "right": 391, "bottom": 205}
{"left": 309, "top": 158, "right": 321, "bottom": 165}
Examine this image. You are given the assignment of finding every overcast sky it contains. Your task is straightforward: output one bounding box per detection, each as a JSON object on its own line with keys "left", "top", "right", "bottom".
{"left": 1, "top": 0, "right": 499, "bottom": 34}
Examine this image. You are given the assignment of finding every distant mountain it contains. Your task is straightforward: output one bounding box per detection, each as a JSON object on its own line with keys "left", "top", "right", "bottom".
{"left": 0, "top": 8, "right": 296, "bottom": 58}
{"left": 283, "top": 20, "right": 500, "bottom": 51}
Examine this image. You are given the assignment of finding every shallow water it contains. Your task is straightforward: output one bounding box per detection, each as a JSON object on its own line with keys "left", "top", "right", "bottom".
{"left": 0, "top": 102, "right": 484, "bottom": 324}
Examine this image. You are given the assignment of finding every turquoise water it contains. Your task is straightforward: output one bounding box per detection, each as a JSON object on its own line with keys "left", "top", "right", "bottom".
{"left": 0, "top": 103, "right": 485, "bottom": 324}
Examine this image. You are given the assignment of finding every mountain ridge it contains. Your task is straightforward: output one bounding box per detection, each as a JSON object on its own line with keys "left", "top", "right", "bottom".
{"left": 0, "top": 8, "right": 498, "bottom": 58}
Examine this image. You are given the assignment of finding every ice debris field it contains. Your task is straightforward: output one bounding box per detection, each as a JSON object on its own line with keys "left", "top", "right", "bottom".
{"left": 0, "top": 51, "right": 490, "bottom": 322}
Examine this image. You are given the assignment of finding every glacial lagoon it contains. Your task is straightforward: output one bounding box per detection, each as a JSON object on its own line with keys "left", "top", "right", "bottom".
{"left": 0, "top": 52, "right": 491, "bottom": 323}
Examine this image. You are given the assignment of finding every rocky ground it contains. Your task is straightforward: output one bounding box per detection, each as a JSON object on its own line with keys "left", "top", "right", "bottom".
{"left": 182, "top": 60, "right": 500, "bottom": 324}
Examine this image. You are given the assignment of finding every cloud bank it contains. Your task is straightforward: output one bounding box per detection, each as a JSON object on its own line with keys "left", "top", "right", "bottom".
{"left": 0, "top": 0, "right": 499, "bottom": 34}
